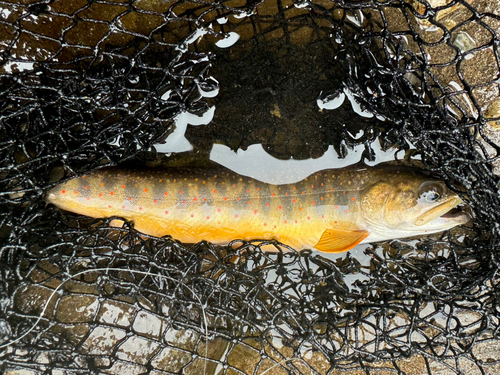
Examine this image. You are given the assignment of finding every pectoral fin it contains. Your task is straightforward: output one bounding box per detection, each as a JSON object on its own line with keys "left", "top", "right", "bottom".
{"left": 314, "top": 228, "right": 369, "bottom": 253}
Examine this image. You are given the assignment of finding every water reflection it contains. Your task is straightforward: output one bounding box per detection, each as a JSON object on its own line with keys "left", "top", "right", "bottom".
{"left": 209, "top": 141, "right": 401, "bottom": 184}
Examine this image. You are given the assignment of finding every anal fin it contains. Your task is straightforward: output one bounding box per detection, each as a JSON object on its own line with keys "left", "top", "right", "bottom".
{"left": 314, "top": 228, "right": 369, "bottom": 253}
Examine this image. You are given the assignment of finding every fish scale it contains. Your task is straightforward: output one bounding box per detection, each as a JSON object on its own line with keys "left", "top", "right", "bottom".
{"left": 53, "top": 168, "right": 355, "bottom": 249}
{"left": 47, "top": 166, "right": 468, "bottom": 252}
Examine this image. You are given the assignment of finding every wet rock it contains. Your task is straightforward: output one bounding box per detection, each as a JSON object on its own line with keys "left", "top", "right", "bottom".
{"left": 55, "top": 295, "right": 99, "bottom": 323}
{"left": 150, "top": 347, "right": 192, "bottom": 372}
{"left": 116, "top": 336, "right": 161, "bottom": 365}
{"left": 80, "top": 326, "right": 127, "bottom": 355}
{"left": 385, "top": 0, "right": 500, "bottom": 174}
{"left": 13, "top": 284, "right": 58, "bottom": 318}
{"left": 132, "top": 310, "right": 164, "bottom": 339}
{"left": 164, "top": 327, "right": 199, "bottom": 351}
{"left": 97, "top": 299, "right": 136, "bottom": 327}
{"left": 102, "top": 360, "right": 147, "bottom": 375}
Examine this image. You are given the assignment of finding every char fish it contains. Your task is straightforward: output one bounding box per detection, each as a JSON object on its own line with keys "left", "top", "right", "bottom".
{"left": 46, "top": 166, "right": 469, "bottom": 252}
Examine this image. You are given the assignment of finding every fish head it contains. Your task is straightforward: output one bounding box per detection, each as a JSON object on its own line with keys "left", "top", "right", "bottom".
{"left": 360, "top": 172, "right": 469, "bottom": 236}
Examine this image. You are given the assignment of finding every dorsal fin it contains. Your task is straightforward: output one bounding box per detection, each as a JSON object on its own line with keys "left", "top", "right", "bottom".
{"left": 314, "top": 227, "right": 369, "bottom": 253}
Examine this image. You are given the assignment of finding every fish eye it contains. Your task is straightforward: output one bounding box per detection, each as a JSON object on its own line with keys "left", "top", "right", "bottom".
{"left": 418, "top": 181, "right": 445, "bottom": 203}
{"left": 423, "top": 191, "right": 440, "bottom": 202}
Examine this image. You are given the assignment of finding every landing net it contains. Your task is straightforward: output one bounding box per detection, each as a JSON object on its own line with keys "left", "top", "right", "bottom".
{"left": 1, "top": 0, "right": 499, "bottom": 374}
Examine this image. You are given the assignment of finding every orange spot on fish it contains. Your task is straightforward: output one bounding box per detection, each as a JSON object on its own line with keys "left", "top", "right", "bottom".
{"left": 193, "top": 197, "right": 197, "bottom": 201}
{"left": 213, "top": 189, "right": 217, "bottom": 193}
{"left": 75, "top": 191, "right": 78, "bottom": 194}
{"left": 331, "top": 188, "right": 334, "bottom": 192}
{"left": 284, "top": 220, "right": 287, "bottom": 224}
{"left": 343, "top": 191, "right": 346, "bottom": 194}
{"left": 82, "top": 175, "right": 86, "bottom": 179}
{"left": 299, "top": 207, "right": 303, "bottom": 211}
{"left": 321, "top": 183, "right": 324, "bottom": 186}
{"left": 128, "top": 197, "right": 132, "bottom": 201}
{"left": 217, "top": 208, "right": 221, "bottom": 212}
{"left": 224, "top": 197, "right": 228, "bottom": 201}
{"left": 122, "top": 185, "right": 125, "bottom": 189}
{"left": 286, "top": 192, "right": 289, "bottom": 196}
{"left": 137, "top": 177, "right": 141, "bottom": 180}
{"left": 207, "top": 216, "right": 210, "bottom": 220}
{"left": 101, "top": 183, "right": 104, "bottom": 186}
{"left": 237, "top": 198, "right": 240, "bottom": 201}
{"left": 122, "top": 205, "right": 125, "bottom": 209}
{"left": 335, "top": 220, "right": 338, "bottom": 224}
{"left": 264, "top": 223, "right": 267, "bottom": 226}
{"left": 307, "top": 216, "right": 310, "bottom": 220}
{"left": 295, "top": 220, "right": 298, "bottom": 223}
{"left": 311, "top": 185, "right": 314, "bottom": 188}
{"left": 98, "top": 193, "right": 102, "bottom": 197}
{"left": 154, "top": 200, "right": 158, "bottom": 203}
{"left": 351, "top": 197, "right": 355, "bottom": 201}
{"left": 312, "top": 201, "right": 315, "bottom": 205}
{"left": 139, "top": 207, "right": 143, "bottom": 210}
{"left": 233, "top": 184, "right": 236, "bottom": 187}
{"left": 108, "top": 205, "right": 112, "bottom": 208}
{"left": 254, "top": 210, "right": 258, "bottom": 214}
{"left": 204, "top": 198, "right": 207, "bottom": 201}
{"left": 345, "top": 209, "right": 348, "bottom": 213}
{"left": 322, "top": 215, "right": 325, "bottom": 219}
{"left": 247, "top": 189, "right": 250, "bottom": 193}
{"left": 203, "top": 181, "right": 206, "bottom": 184}
{"left": 144, "top": 188, "right": 148, "bottom": 193}
{"left": 159, "top": 179, "right": 162, "bottom": 182}
{"left": 235, "top": 214, "right": 238, "bottom": 218}
{"left": 165, "top": 211, "right": 169, "bottom": 214}
{"left": 271, "top": 193, "right": 275, "bottom": 197}
{"left": 293, "top": 187, "right": 296, "bottom": 190}
{"left": 179, "top": 190, "right": 183, "bottom": 194}
{"left": 110, "top": 191, "right": 114, "bottom": 195}
{"left": 61, "top": 190, "right": 66, "bottom": 194}
{"left": 85, "top": 186, "right": 89, "bottom": 189}
{"left": 335, "top": 205, "right": 338, "bottom": 209}
{"left": 164, "top": 192, "right": 168, "bottom": 196}
{"left": 135, "top": 184, "right": 138, "bottom": 187}
{"left": 340, "top": 182, "right": 343, "bottom": 185}
{"left": 257, "top": 188, "right": 260, "bottom": 191}
{"left": 191, "top": 214, "right": 194, "bottom": 218}
{"left": 87, "top": 197, "right": 90, "bottom": 201}
{"left": 321, "top": 197, "right": 324, "bottom": 200}
{"left": 278, "top": 206, "right": 282, "bottom": 210}
{"left": 266, "top": 203, "right": 269, "bottom": 207}
{"left": 302, "top": 192, "right": 305, "bottom": 195}
{"left": 182, "top": 201, "right": 186, "bottom": 204}
{"left": 247, "top": 201, "right": 251, "bottom": 204}
{"left": 293, "top": 199, "right": 297, "bottom": 203}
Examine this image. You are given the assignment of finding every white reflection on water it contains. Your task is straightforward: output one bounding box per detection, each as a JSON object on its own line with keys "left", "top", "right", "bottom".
{"left": 154, "top": 107, "right": 216, "bottom": 153}
{"left": 209, "top": 140, "right": 400, "bottom": 185}
{"left": 215, "top": 31, "right": 240, "bottom": 48}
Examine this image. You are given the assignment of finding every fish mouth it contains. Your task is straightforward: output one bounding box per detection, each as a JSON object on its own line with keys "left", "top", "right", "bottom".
{"left": 415, "top": 197, "right": 469, "bottom": 226}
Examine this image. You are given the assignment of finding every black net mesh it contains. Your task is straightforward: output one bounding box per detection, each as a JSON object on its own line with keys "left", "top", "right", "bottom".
{"left": 1, "top": 0, "right": 500, "bottom": 374}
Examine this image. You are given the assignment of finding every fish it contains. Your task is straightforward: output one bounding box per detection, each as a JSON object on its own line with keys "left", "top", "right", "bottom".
{"left": 45, "top": 165, "right": 469, "bottom": 253}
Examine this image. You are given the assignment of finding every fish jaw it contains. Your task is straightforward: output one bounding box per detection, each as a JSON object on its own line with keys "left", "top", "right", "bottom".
{"left": 415, "top": 196, "right": 464, "bottom": 227}
{"left": 405, "top": 195, "right": 469, "bottom": 236}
